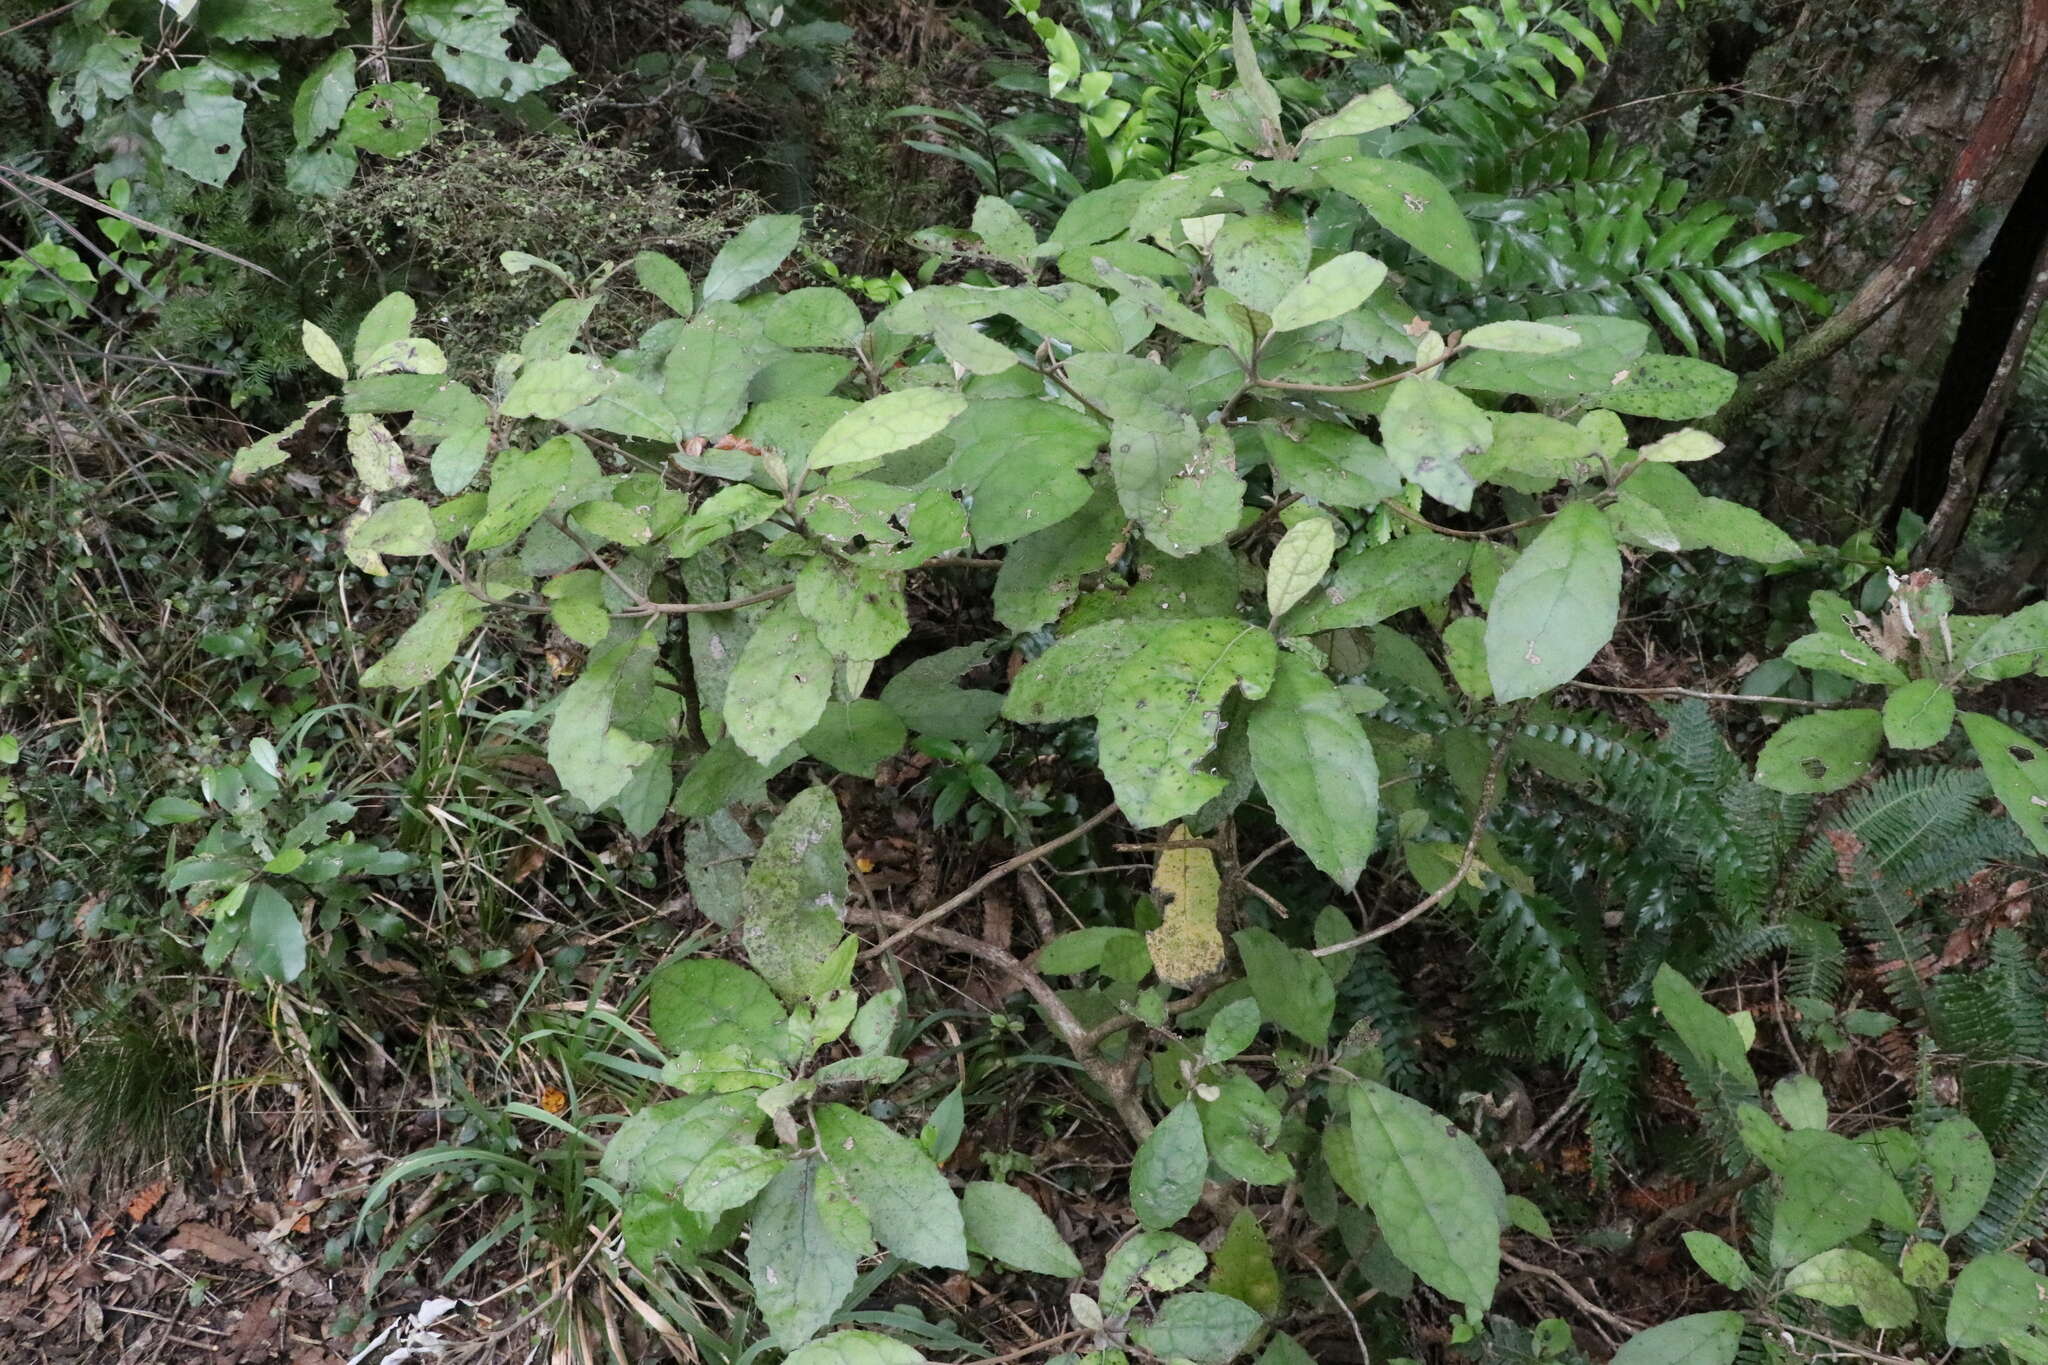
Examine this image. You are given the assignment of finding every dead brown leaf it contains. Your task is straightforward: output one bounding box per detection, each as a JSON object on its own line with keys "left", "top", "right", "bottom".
{"left": 165, "top": 1221, "right": 260, "bottom": 1267}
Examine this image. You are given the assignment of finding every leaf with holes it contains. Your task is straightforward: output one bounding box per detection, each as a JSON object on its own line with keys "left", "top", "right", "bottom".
{"left": 1097, "top": 622, "right": 1277, "bottom": 828}
{"left": 1309, "top": 150, "right": 1481, "bottom": 283}
{"left": 340, "top": 82, "right": 439, "bottom": 157}
{"left": 1757, "top": 709, "right": 1884, "bottom": 795}
{"left": 1962, "top": 713, "right": 2048, "bottom": 855}
{"left": 1380, "top": 378, "right": 1489, "bottom": 511}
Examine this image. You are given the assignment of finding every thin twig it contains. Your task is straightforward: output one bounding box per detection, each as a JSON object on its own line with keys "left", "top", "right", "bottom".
{"left": 1308, "top": 1261, "right": 1372, "bottom": 1364}
{"left": 0, "top": 164, "right": 282, "bottom": 280}
{"left": 1567, "top": 680, "right": 1826, "bottom": 709}
{"left": 863, "top": 805, "right": 1121, "bottom": 958}
{"left": 1500, "top": 1250, "right": 1642, "bottom": 1344}
{"left": 1312, "top": 704, "right": 1526, "bottom": 957}
{"left": 1626, "top": 1165, "right": 1768, "bottom": 1263}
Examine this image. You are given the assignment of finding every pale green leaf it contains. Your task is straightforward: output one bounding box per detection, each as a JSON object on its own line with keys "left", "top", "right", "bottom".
{"left": 703, "top": 215, "right": 803, "bottom": 304}
{"left": 1283, "top": 531, "right": 1469, "bottom": 634}
{"left": 1599, "top": 355, "right": 1737, "bottom": 420}
{"left": 1483, "top": 502, "right": 1620, "bottom": 701}
{"left": 794, "top": 559, "right": 908, "bottom": 662}
{"left": 1682, "top": 1233, "right": 1750, "bottom": 1290}
{"left": 749, "top": 1160, "right": 860, "bottom": 1350}
{"left": 1785, "top": 1248, "right": 1914, "bottom": 1329}
{"left": 1210, "top": 213, "right": 1310, "bottom": 315}
{"left": 1927, "top": 1115, "right": 1995, "bottom": 1235}
{"left": 468, "top": 436, "right": 576, "bottom": 552}
{"left": 962, "top": 1182, "right": 1082, "bottom": 1277}
{"left": 1882, "top": 679, "right": 1955, "bottom": 749}
{"left": 1131, "top": 1102, "right": 1208, "bottom": 1230}
{"left": 343, "top": 497, "right": 435, "bottom": 576}
{"left": 1298, "top": 86, "right": 1413, "bottom": 142}
{"left": 633, "top": 250, "right": 694, "bottom": 316}
{"left": 1610, "top": 1313, "right": 1743, "bottom": 1365}
{"left": 1131, "top": 1292, "right": 1263, "bottom": 1365}
{"left": 1756, "top": 709, "right": 1884, "bottom": 795}
{"left": 739, "top": 786, "right": 848, "bottom": 1003}
{"left": 1380, "top": 377, "right": 1489, "bottom": 511}
{"left": 814, "top": 1103, "right": 966, "bottom": 1269}
{"left": 1265, "top": 517, "right": 1337, "bottom": 618}
{"left": 808, "top": 388, "right": 966, "bottom": 470}
{"left": 726, "top": 601, "right": 834, "bottom": 764}
{"left": 548, "top": 635, "right": 660, "bottom": 810}
{"left": 1961, "top": 712, "right": 2048, "bottom": 856}
{"left": 1948, "top": 1253, "right": 2047, "bottom": 1347}
{"left": 1267, "top": 252, "right": 1387, "bottom": 333}
{"left": 1345, "top": 1081, "right": 1503, "bottom": 1312}
{"left": 1234, "top": 925, "right": 1334, "bottom": 1046}
{"left": 1097, "top": 621, "right": 1277, "bottom": 827}
{"left": 1111, "top": 415, "right": 1245, "bottom": 557}
{"left": 302, "top": 321, "right": 347, "bottom": 379}
{"left": 1247, "top": 653, "right": 1378, "bottom": 890}
{"left": 784, "top": 1331, "right": 925, "bottom": 1365}
{"left": 1461, "top": 321, "right": 1582, "bottom": 353}
{"left": 1309, "top": 150, "right": 1481, "bottom": 283}
{"left": 361, "top": 587, "right": 484, "bottom": 688}
{"left": 1641, "top": 429, "right": 1725, "bottom": 463}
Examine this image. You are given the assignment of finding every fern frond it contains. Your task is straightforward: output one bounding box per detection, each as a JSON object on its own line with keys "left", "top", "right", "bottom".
{"left": 1966, "top": 1087, "right": 2048, "bottom": 1254}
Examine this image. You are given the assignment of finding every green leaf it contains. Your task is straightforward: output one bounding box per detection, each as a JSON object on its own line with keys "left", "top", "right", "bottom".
{"left": 1756, "top": 709, "right": 1884, "bottom": 795}
{"left": 1309, "top": 150, "right": 1482, "bottom": 283}
{"left": 1265, "top": 517, "right": 1337, "bottom": 619}
{"left": 664, "top": 315, "right": 759, "bottom": 439}
{"left": 1234, "top": 926, "right": 1335, "bottom": 1046}
{"left": 794, "top": 559, "right": 908, "bottom": 662}
{"left": 808, "top": 388, "right": 966, "bottom": 470}
{"left": 1948, "top": 1253, "right": 2047, "bottom": 1348}
{"left": 152, "top": 90, "right": 247, "bottom": 186}
{"left": 1097, "top": 621, "right": 1278, "bottom": 828}
{"left": 1901, "top": 1239, "right": 1950, "bottom": 1290}
{"left": 1203, "top": 997, "right": 1262, "bottom": 1064}
{"left": 649, "top": 958, "right": 790, "bottom": 1067}
{"left": 1380, "top": 378, "right": 1489, "bottom": 511}
{"left": 768, "top": 288, "right": 865, "bottom": 351}
{"left": 1963, "top": 602, "right": 2048, "bottom": 680}
{"left": 1260, "top": 421, "right": 1401, "bottom": 509}
{"left": 1267, "top": 253, "right": 1387, "bottom": 333}
{"left": 682, "top": 1145, "right": 790, "bottom": 1216}
{"left": 1682, "top": 1232, "right": 1749, "bottom": 1290}
{"left": 703, "top": 215, "right": 803, "bottom": 303}
{"left": 1484, "top": 502, "right": 1620, "bottom": 702}
{"left": 1132, "top": 1101, "right": 1208, "bottom": 1230}
{"left": 1345, "top": 1081, "right": 1503, "bottom": 1312}
{"left": 814, "top": 1103, "right": 966, "bottom": 1269}
{"left": 783, "top": 1331, "right": 926, "bottom": 1365}
{"left": 726, "top": 601, "right": 834, "bottom": 764}
{"left": 302, "top": 321, "right": 348, "bottom": 379}
{"left": 1641, "top": 429, "right": 1724, "bottom": 463}
{"left": 145, "top": 796, "right": 207, "bottom": 825}
{"left": 1211, "top": 1209, "right": 1282, "bottom": 1315}
{"left": 740, "top": 786, "right": 848, "bottom": 1003}
{"left": 195, "top": 0, "right": 344, "bottom": 41}
{"left": 1132, "top": 1292, "right": 1264, "bottom": 1365}
{"left": 1927, "top": 1115, "right": 1995, "bottom": 1235}
{"left": 1654, "top": 964, "right": 1759, "bottom": 1098}
{"left": 633, "top": 251, "right": 694, "bottom": 316}
{"left": 409, "top": 0, "right": 570, "bottom": 101}
{"left": 750, "top": 1160, "right": 860, "bottom": 1350}
{"left": 1882, "top": 679, "right": 1955, "bottom": 749}
{"left": 1283, "top": 531, "right": 1468, "bottom": 634}
{"left": 344, "top": 497, "right": 436, "bottom": 576}
{"left": 1247, "top": 655, "right": 1378, "bottom": 891}
{"left": 875, "top": 644, "right": 1004, "bottom": 742}
{"left": 354, "top": 293, "right": 416, "bottom": 369}
{"left": 961, "top": 1182, "right": 1081, "bottom": 1277}
{"left": 802, "top": 701, "right": 907, "bottom": 779}
{"left": 1782, "top": 631, "right": 1908, "bottom": 686}
{"left": 361, "top": 587, "right": 485, "bottom": 688}
{"left": 1772, "top": 1074, "right": 1827, "bottom": 1130}
{"left": 1111, "top": 416, "right": 1246, "bottom": 557}
{"left": 992, "top": 486, "right": 1123, "bottom": 631}
{"left": 1610, "top": 1313, "right": 1743, "bottom": 1365}
{"left": 503, "top": 355, "right": 618, "bottom": 420}
{"left": 1786, "top": 1248, "right": 1914, "bottom": 1329}
{"left": 549, "top": 635, "right": 660, "bottom": 811}
{"left": 1961, "top": 712, "right": 2048, "bottom": 856}
{"left": 1769, "top": 1128, "right": 1911, "bottom": 1266}
{"left": 1211, "top": 213, "right": 1310, "bottom": 315}
{"left": 239, "top": 883, "right": 306, "bottom": 983}
{"left": 1598, "top": 355, "right": 1737, "bottom": 420}
{"left": 1462, "top": 321, "right": 1583, "bottom": 353}
{"left": 1298, "top": 86, "right": 1413, "bottom": 142}
{"left": 468, "top": 436, "right": 576, "bottom": 552}
{"left": 340, "top": 82, "right": 440, "bottom": 157}
{"left": 945, "top": 399, "right": 1102, "bottom": 549}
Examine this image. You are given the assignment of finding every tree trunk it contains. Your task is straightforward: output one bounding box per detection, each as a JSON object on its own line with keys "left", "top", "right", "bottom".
{"left": 1595, "top": 1, "right": 2048, "bottom": 547}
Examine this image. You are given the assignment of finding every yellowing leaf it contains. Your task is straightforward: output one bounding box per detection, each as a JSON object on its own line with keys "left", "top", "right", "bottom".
{"left": 1148, "top": 824, "right": 1225, "bottom": 988}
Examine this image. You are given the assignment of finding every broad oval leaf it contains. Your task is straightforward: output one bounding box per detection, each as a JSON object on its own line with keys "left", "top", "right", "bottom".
{"left": 1131, "top": 1101, "right": 1208, "bottom": 1230}
{"left": 1483, "top": 502, "right": 1620, "bottom": 702}
{"left": 1344, "top": 1081, "right": 1503, "bottom": 1312}
{"left": 813, "top": 1103, "right": 967, "bottom": 1270}
{"left": 1247, "top": 653, "right": 1378, "bottom": 890}
{"left": 809, "top": 388, "right": 968, "bottom": 470}
{"left": 1610, "top": 1312, "right": 1743, "bottom": 1365}
{"left": 1756, "top": 709, "right": 1884, "bottom": 795}
{"left": 961, "top": 1182, "right": 1082, "bottom": 1277}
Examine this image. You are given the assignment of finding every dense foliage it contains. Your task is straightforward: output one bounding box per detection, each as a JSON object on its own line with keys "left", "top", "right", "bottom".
{"left": 5, "top": 2, "right": 2047, "bottom": 1363}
